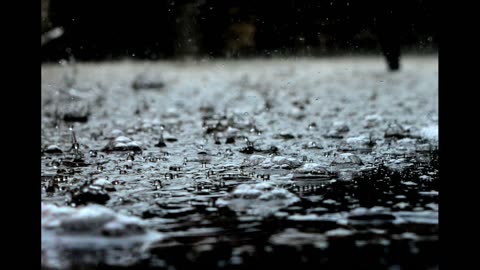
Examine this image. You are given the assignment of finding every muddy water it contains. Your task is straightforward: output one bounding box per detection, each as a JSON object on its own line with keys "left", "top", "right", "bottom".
{"left": 41, "top": 56, "right": 438, "bottom": 270}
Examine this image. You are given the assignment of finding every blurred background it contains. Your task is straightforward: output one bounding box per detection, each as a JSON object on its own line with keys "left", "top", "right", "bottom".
{"left": 41, "top": 0, "right": 437, "bottom": 62}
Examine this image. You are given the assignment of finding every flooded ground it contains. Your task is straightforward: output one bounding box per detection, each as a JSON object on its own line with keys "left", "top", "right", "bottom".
{"left": 41, "top": 56, "right": 438, "bottom": 270}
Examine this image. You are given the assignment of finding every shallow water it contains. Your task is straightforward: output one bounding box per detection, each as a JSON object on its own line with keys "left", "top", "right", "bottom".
{"left": 41, "top": 56, "right": 438, "bottom": 270}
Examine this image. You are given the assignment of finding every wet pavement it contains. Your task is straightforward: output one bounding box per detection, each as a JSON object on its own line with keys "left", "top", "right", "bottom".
{"left": 41, "top": 56, "right": 438, "bottom": 270}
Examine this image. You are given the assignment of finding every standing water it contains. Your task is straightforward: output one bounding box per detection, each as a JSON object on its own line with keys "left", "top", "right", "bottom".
{"left": 41, "top": 56, "right": 438, "bottom": 269}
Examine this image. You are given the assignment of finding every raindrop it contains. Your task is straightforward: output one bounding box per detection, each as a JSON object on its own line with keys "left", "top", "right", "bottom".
{"left": 155, "top": 133, "right": 167, "bottom": 148}
{"left": 70, "top": 128, "right": 80, "bottom": 154}
{"left": 153, "top": 180, "right": 162, "bottom": 189}
{"left": 225, "top": 136, "right": 235, "bottom": 144}
{"left": 331, "top": 153, "right": 363, "bottom": 166}
{"left": 45, "top": 145, "right": 63, "bottom": 154}
{"left": 54, "top": 175, "right": 62, "bottom": 183}
{"left": 385, "top": 121, "right": 409, "bottom": 139}
{"left": 89, "top": 150, "right": 97, "bottom": 157}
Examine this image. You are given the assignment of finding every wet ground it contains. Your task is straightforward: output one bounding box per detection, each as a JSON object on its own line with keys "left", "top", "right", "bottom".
{"left": 41, "top": 56, "right": 438, "bottom": 270}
